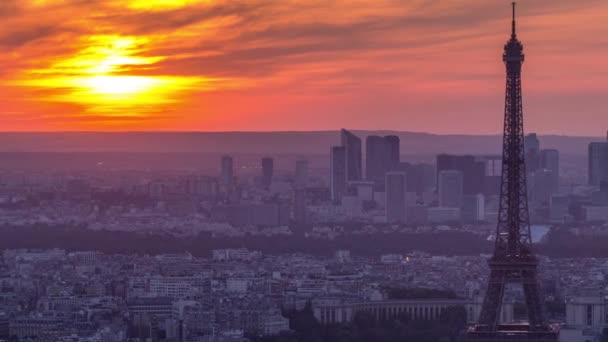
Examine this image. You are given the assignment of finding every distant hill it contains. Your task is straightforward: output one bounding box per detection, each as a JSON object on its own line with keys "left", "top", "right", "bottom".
{"left": 0, "top": 131, "right": 600, "bottom": 156}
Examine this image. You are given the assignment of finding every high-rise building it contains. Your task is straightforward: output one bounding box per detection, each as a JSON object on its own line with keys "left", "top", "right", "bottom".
{"left": 462, "top": 194, "right": 485, "bottom": 222}
{"left": 481, "top": 155, "right": 502, "bottom": 196}
{"left": 436, "top": 155, "right": 485, "bottom": 195}
{"left": 588, "top": 136, "right": 608, "bottom": 186}
{"left": 531, "top": 169, "right": 553, "bottom": 208}
{"left": 340, "top": 129, "right": 362, "bottom": 182}
{"left": 221, "top": 155, "right": 234, "bottom": 187}
{"left": 365, "top": 135, "right": 400, "bottom": 188}
{"left": 330, "top": 146, "right": 347, "bottom": 202}
{"left": 385, "top": 135, "right": 400, "bottom": 170}
{"left": 366, "top": 135, "right": 386, "bottom": 186}
{"left": 540, "top": 149, "right": 559, "bottom": 193}
{"left": 347, "top": 181, "right": 375, "bottom": 202}
{"left": 591, "top": 182, "right": 608, "bottom": 206}
{"left": 385, "top": 172, "right": 407, "bottom": 223}
{"left": 295, "top": 159, "right": 308, "bottom": 188}
{"left": 438, "top": 170, "right": 463, "bottom": 208}
{"left": 406, "top": 163, "right": 436, "bottom": 195}
{"left": 524, "top": 133, "right": 540, "bottom": 173}
{"left": 261, "top": 157, "right": 274, "bottom": 189}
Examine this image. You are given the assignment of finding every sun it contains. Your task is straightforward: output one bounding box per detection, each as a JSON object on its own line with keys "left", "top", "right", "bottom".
{"left": 16, "top": 34, "right": 203, "bottom": 124}
{"left": 82, "top": 75, "right": 161, "bottom": 96}
{"left": 64, "top": 37, "right": 172, "bottom": 101}
{"left": 23, "top": 35, "right": 188, "bottom": 101}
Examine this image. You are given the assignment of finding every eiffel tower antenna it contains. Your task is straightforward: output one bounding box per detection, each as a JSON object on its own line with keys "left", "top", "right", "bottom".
{"left": 512, "top": 2, "right": 516, "bottom": 37}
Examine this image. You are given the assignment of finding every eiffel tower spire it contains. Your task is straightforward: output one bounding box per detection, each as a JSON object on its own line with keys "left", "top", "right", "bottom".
{"left": 511, "top": 2, "right": 517, "bottom": 38}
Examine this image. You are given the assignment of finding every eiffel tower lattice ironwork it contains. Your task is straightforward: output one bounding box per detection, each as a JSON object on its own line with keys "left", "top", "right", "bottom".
{"left": 463, "top": 3, "right": 558, "bottom": 342}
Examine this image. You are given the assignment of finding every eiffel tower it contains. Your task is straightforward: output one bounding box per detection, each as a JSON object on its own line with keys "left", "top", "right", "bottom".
{"left": 463, "top": 3, "right": 558, "bottom": 342}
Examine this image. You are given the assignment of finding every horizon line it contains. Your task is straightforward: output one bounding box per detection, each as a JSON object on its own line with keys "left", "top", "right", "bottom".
{"left": 0, "top": 130, "right": 602, "bottom": 138}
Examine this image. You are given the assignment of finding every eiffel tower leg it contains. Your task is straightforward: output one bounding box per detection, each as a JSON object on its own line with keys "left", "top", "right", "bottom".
{"left": 478, "top": 269, "right": 506, "bottom": 329}
{"left": 523, "top": 270, "right": 545, "bottom": 329}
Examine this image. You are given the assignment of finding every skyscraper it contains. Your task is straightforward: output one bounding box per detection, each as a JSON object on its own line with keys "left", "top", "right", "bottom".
{"left": 366, "top": 135, "right": 386, "bottom": 186}
{"left": 221, "top": 155, "right": 234, "bottom": 187}
{"left": 385, "top": 172, "right": 407, "bottom": 223}
{"left": 462, "top": 194, "right": 485, "bottom": 222}
{"left": 540, "top": 149, "right": 559, "bottom": 192}
{"left": 384, "top": 135, "right": 400, "bottom": 170}
{"left": 366, "top": 135, "right": 401, "bottom": 188}
{"left": 481, "top": 155, "right": 502, "bottom": 196}
{"left": 436, "top": 155, "right": 485, "bottom": 195}
{"left": 330, "top": 146, "right": 347, "bottom": 202}
{"left": 530, "top": 169, "right": 553, "bottom": 208}
{"left": 261, "top": 157, "right": 274, "bottom": 189}
{"left": 589, "top": 136, "right": 608, "bottom": 186}
{"left": 406, "top": 163, "right": 436, "bottom": 195}
{"left": 524, "top": 133, "right": 540, "bottom": 173}
{"left": 340, "top": 129, "right": 362, "bottom": 182}
{"left": 438, "top": 170, "right": 463, "bottom": 208}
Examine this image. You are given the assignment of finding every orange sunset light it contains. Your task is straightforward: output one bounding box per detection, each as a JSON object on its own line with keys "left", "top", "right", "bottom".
{"left": 14, "top": 34, "right": 202, "bottom": 120}
{"left": 0, "top": 0, "right": 606, "bottom": 133}
{"left": 126, "top": 0, "right": 211, "bottom": 10}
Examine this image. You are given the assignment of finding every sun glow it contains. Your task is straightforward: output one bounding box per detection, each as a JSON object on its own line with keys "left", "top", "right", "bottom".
{"left": 55, "top": 35, "right": 163, "bottom": 75}
{"left": 82, "top": 76, "right": 160, "bottom": 95}
{"left": 18, "top": 34, "right": 201, "bottom": 120}
{"left": 126, "top": 0, "right": 209, "bottom": 10}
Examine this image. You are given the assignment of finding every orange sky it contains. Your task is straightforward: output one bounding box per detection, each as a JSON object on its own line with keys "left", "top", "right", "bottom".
{"left": 0, "top": 0, "right": 606, "bottom": 134}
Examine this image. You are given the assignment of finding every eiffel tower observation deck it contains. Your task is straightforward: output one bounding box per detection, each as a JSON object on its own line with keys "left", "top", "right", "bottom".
{"left": 463, "top": 3, "right": 558, "bottom": 342}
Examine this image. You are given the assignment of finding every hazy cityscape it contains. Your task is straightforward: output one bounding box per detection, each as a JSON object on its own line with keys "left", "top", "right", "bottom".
{"left": 1, "top": 1, "right": 608, "bottom": 342}
{"left": 0, "top": 125, "right": 606, "bottom": 342}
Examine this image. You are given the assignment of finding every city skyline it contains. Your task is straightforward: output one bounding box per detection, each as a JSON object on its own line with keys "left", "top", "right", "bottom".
{"left": 2, "top": 3, "right": 608, "bottom": 342}
{"left": 0, "top": 0, "right": 606, "bottom": 134}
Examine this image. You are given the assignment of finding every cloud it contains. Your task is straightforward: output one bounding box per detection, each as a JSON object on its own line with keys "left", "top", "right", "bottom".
{"left": 0, "top": 25, "right": 66, "bottom": 48}
{"left": 0, "top": 0, "right": 606, "bottom": 132}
